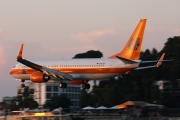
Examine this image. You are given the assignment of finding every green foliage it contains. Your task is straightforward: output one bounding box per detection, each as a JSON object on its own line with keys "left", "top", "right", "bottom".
{"left": 79, "top": 90, "right": 91, "bottom": 108}
{"left": 160, "top": 92, "right": 180, "bottom": 108}
{"left": 9, "top": 98, "right": 19, "bottom": 111}
{"left": 10, "top": 87, "right": 38, "bottom": 110}
{"left": 73, "top": 50, "right": 103, "bottom": 58}
{"left": 23, "top": 86, "right": 30, "bottom": 98}
{"left": 20, "top": 98, "right": 38, "bottom": 109}
{"left": 160, "top": 36, "right": 180, "bottom": 80}
{"left": 44, "top": 94, "right": 71, "bottom": 110}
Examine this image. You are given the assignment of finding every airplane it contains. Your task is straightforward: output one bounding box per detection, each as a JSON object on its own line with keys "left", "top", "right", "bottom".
{"left": 9, "top": 19, "right": 169, "bottom": 89}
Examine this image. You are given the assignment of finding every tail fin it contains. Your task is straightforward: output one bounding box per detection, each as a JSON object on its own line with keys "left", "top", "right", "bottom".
{"left": 110, "top": 19, "right": 146, "bottom": 60}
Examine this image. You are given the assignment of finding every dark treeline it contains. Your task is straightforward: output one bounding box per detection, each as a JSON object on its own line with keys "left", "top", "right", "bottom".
{"left": 73, "top": 50, "right": 103, "bottom": 58}
{"left": 76, "top": 36, "right": 180, "bottom": 108}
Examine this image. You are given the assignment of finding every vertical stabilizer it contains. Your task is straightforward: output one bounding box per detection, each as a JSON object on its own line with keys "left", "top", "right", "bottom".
{"left": 110, "top": 19, "right": 146, "bottom": 60}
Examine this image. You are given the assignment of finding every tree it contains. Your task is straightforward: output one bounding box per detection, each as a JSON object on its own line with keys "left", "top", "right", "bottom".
{"left": 10, "top": 98, "right": 20, "bottom": 111}
{"left": 58, "top": 94, "right": 71, "bottom": 108}
{"left": 79, "top": 90, "right": 91, "bottom": 108}
{"left": 73, "top": 50, "right": 103, "bottom": 58}
{"left": 9, "top": 86, "right": 37, "bottom": 110}
{"left": 23, "top": 86, "right": 30, "bottom": 98}
{"left": 20, "top": 98, "right": 38, "bottom": 109}
{"left": 44, "top": 94, "right": 71, "bottom": 110}
{"left": 160, "top": 36, "right": 180, "bottom": 80}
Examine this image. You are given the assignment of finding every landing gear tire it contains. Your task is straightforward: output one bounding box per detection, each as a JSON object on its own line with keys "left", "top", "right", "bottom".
{"left": 20, "top": 80, "right": 25, "bottom": 88}
{"left": 59, "top": 83, "right": 67, "bottom": 88}
{"left": 20, "top": 84, "right": 25, "bottom": 88}
{"left": 82, "top": 83, "right": 90, "bottom": 89}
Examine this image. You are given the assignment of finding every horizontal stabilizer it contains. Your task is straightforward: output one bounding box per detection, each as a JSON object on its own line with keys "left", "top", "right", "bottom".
{"left": 135, "top": 53, "right": 171, "bottom": 70}
{"left": 140, "top": 59, "right": 175, "bottom": 64}
{"left": 116, "top": 56, "right": 138, "bottom": 64}
{"left": 135, "top": 66, "right": 156, "bottom": 70}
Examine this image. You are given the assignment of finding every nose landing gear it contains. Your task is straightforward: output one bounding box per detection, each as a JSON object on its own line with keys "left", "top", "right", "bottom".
{"left": 20, "top": 80, "right": 26, "bottom": 88}
{"left": 20, "top": 84, "right": 25, "bottom": 88}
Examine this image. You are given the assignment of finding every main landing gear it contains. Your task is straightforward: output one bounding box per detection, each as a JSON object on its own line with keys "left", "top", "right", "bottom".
{"left": 58, "top": 80, "right": 90, "bottom": 89}
{"left": 20, "top": 84, "right": 25, "bottom": 88}
{"left": 59, "top": 82, "right": 67, "bottom": 88}
{"left": 82, "top": 80, "right": 90, "bottom": 89}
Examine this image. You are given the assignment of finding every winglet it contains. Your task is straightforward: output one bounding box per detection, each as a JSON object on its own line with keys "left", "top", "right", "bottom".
{"left": 156, "top": 53, "right": 165, "bottom": 67}
{"left": 17, "top": 44, "right": 24, "bottom": 60}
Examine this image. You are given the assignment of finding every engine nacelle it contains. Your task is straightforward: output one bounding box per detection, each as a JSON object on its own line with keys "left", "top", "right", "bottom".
{"left": 30, "top": 72, "right": 50, "bottom": 83}
{"left": 70, "top": 80, "right": 84, "bottom": 85}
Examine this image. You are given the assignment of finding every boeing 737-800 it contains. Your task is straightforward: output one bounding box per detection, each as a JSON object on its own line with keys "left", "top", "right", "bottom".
{"left": 9, "top": 19, "right": 167, "bottom": 89}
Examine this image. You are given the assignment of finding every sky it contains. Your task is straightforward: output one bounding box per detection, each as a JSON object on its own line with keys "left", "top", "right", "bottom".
{"left": 0, "top": 0, "right": 180, "bottom": 101}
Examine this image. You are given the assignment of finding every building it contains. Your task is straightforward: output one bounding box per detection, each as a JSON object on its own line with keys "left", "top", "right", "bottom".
{"left": 2, "top": 97, "right": 15, "bottom": 106}
{"left": 153, "top": 80, "right": 180, "bottom": 94}
{"left": 154, "top": 80, "right": 171, "bottom": 92}
{"left": 116, "top": 101, "right": 164, "bottom": 117}
{"left": 17, "top": 81, "right": 81, "bottom": 109}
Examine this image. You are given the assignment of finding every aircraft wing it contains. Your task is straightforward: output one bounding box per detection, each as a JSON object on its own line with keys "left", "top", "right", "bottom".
{"left": 135, "top": 53, "right": 167, "bottom": 70}
{"left": 17, "top": 44, "right": 72, "bottom": 80}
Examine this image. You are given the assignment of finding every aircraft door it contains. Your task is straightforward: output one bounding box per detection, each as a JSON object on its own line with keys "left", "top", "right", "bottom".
{"left": 110, "top": 61, "right": 115, "bottom": 72}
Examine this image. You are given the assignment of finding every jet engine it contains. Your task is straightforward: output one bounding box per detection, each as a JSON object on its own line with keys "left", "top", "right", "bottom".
{"left": 30, "top": 72, "right": 50, "bottom": 83}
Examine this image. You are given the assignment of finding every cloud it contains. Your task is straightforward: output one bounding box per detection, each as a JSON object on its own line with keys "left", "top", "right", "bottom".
{"left": 71, "top": 28, "right": 117, "bottom": 41}
{"left": 69, "top": 29, "right": 117, "bottom": 54}
{"left": 51, "top": 47, "right": 92, "bottom": 52}
{"left": 172, "top": 28, "right": 180, "bottom": 34}
{"left": 50, "top": 44, "right": 99, "bottom": 58}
